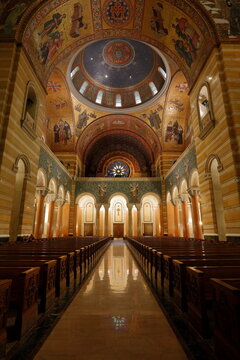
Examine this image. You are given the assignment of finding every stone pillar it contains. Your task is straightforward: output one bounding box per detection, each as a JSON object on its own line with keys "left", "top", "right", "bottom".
{"left": 154, "top": 205, "right": 161, "bottom": 236}
{"left": 45, "top": 193, "right": 57, "bottom": 238}
{"left": 136, "top": 204, "right": 141, "bottom": 236}
{"left": 104, "top": 204, "right": 110, "bottom": 237}
{"left": 167, "top": 201, "right": 175, "bottom": 236}
{"left": 180, "top": 194, "right": 190, "bottom": 238}
{"left": 34, "top": 187, "right": 48, "bottom": 239}
{"left": 62, "top": 203, "right": 70, "bottom": 236}
{"left": 128, "top": 203, "right": 133, "bottom": 237}
{"left": 173, "top": 199, "right": 181, "bottom": 237}
{"left": 75, "top": 205, "right": 83, "bottom": 236}
{"left": 188, "top": 187, "right": 203, "bottom": 239}
{"left": 95, "top": 204, "right": 101, "bottom": 236}
{"left": 55, "top": 198, "right": 64, "bottom": 237}
{"left": 159, "top": 204, "right": 164, "bottom": 236}
{"left": 68, "top": 181, "right": 76, "bottom": 236}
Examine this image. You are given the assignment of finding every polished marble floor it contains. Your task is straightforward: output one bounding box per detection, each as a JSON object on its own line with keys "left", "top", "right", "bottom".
{"left": 34, "top": 240, "right": 188, "bottom": 360}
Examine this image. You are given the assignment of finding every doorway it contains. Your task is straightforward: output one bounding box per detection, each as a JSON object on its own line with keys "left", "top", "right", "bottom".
{"left": 113, "top": 223, "right": 124, "bottom": 238}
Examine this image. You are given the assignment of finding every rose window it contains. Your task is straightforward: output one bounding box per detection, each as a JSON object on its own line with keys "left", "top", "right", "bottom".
{"left": 107, "top": 161, "right": 130, "bottom": 177}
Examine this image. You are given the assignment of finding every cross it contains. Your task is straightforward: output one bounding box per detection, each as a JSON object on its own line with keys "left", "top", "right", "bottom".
{"left": 111, "top": 2, "right": 126, "bottom": 18}
{"left": 47, "top": 81, "right": 61, "bottom": 92}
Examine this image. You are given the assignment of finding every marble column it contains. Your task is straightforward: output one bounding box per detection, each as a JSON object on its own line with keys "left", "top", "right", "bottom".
{"left": 136, "top": 204, "right": 141, "bottom": 236}
{"left": 188, "top": 187, "right": 203, "bottom": 239}
{"left": 55, "top": 198, "right": 64, "bottom": 237}
{"left": 46, "top": 193, "right": 57, "bottom": 238}
{"left": 172, "top": 199, "right": 181, "bottom": 237}
{"left": 104, "top": 204, "right": 110, "bottom": 237}
{"left": 128, "top": 203, "right": 133, "bottom": 237}
{"left": 34, "top": 187, "right": 48, "bottom": 238}
{"left": 180, "top": 194, "right": 190, "bottom": 238}
{"left": 167, "top": 201, "right": 175, "bottom": 236}
{"left": 95, "top": 204, "right": 101, "bottom": 236}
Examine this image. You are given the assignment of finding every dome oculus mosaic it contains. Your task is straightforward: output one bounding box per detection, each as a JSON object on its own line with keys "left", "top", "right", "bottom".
{"left": 69, "top": 38, "right": 169, "bottom": 111}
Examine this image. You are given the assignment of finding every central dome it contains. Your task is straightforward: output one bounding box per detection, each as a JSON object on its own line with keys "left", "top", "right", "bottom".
{"left": 69, "top": 39, "right": 170, "bottom": 112}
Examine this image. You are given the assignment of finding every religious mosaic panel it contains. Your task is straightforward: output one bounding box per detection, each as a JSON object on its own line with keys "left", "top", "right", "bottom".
{"left": 101, "top": 0, "right": 134, "bottom": 29}
{"left": 75, "top": 178, "right": 162, "bottom": 204}
{"left": 163, "top": 71, "right": 190, "bottom": 151}
{"left": 46, "top": 69, "right": 74, "bottom": 152}
{"left": 22, "top": 0, "right": 93, "bottom": 79}
{"left": 141, "top": 0, "right": 215, "bottom": 84}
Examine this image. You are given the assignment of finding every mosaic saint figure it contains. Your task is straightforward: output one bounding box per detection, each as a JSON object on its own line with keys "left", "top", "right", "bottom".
{"left": 147, "top": 110, "right": 161, "bottom": 129}
{"left": 77, "top": 110, "right": 89, "bottom": 129}
{"left": 151, "top": 2, "right": 168, "bottom": 36}
{"left": 38, "top": 13, "right": 66, "bottom": 38}
{"left": 70, "top": 2, "right": 86, "bottom": 38}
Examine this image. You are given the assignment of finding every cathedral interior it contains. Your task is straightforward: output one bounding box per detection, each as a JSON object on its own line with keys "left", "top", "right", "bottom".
{"left": 0, "top": 0, "right": 240, "bottom": 359}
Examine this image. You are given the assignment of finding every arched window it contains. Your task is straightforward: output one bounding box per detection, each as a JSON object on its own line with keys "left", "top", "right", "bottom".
{"left": 197, "top": 83, "right": 215, "bottom": 139}
{"left": 149, "top": 82, "right": 158, "bottom": 96}
{"left": 21, "top": 82, "right": 38, "bottom": 139}
{"left": 96, "top": 90, "right": 103, "bottom": 104}
{"left": 134, "top": 91, "right": 142, "bottom": 104}
{"left": 115, "top": 94, "right": 122, "bottom": 107}
{"left": 79, "top": 81, "right": 88, "bottom": 94}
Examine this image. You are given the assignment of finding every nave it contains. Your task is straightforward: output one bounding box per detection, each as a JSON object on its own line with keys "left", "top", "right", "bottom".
{"left": 33, "top": 239, "right": 188, "bottom": 360}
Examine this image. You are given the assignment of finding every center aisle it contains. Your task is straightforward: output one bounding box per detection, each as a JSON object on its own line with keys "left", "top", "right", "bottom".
{"left": 34, "top": 239, "right": 188, "bottom": 360}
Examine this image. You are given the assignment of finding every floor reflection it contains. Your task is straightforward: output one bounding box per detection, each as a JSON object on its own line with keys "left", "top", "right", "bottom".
{"left": 98, "top": 239, "right": 139, "bottom": 293}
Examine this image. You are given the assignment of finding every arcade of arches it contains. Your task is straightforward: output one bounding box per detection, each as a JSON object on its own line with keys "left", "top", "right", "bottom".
{"left": 0, "top": 0, "right": 240, "bottom": 243}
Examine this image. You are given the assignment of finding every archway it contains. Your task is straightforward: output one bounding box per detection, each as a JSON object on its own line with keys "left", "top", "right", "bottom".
{"left": 109, "top": 195, "right": 128, "bottom": 238}
{"left": 76, "top": 194, "right": 96, "bottom": 236}
{"left": 141, "top": 194, "right": 161, "bottom": 236}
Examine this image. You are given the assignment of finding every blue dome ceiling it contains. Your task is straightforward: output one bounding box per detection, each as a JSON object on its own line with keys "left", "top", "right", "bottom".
{"left": 82, "top": 39, "right": 154, "bottom": 89}
{"left": 69, "top": 38, "right": 169, "bottom": 111}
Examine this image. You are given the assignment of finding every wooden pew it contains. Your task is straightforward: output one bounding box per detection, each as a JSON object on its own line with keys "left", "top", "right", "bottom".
{"left": 0, "top": 259, "right": 56, "bottom": 313}
{"left": 172, "top": 258, "right": 240, "bottom": 312}
{"left": 0, "top": 267, "right": 40, "bottom": 340}
{"left": 186, "top": 266, "right": 240, "bottom": 338}
{"left": 0, "top": 254, "right": 67, "bottom": 298}
{"left": 211, "top": 278, "right": 240, "bottom": 360}
{"left": 0, "top": 280, "right": 12, "bottom": 358}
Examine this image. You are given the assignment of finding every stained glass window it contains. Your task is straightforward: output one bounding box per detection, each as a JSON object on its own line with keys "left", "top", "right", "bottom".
{"left": 107, "top": 161, "right": 130, "bottom": 177}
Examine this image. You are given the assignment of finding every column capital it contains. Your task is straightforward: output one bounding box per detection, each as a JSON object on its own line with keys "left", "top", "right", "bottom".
{"left": 187, "top": 187, "right": 200, "bottom": 197}
{"left": 56, "top": 198, "right": 65, "bottom": 206}
{"left": 128, "top": 203, "right": 134, "bottom": 209}
{"left": 135, "top": 203, "right": 141, "bottom": 210}
{"left": 36, "top": 186, "right": 48, "bottom": 197}
{"left": 45, "top": 193, "right": 57, "bottom": 203}
{"left": 103, "top": 203, "right": 110, "bottom": 210}
{"left": 172, "top": 198, "right": 181, "bottom": 206}
{"left": 179, "top": 193, "right": 190, "bottom": 202}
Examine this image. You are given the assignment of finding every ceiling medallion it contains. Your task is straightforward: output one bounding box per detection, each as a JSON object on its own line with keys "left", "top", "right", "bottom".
{"left": 103, "top": 0, "right": 132, "bottom": 28}
{"left": 103, "top": 40, "right": 135, "bottom": 68}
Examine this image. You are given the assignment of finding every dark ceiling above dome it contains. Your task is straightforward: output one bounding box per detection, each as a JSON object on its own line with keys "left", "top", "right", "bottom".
{"left": 69, "top": 38, "right": 169, "bottom": 111}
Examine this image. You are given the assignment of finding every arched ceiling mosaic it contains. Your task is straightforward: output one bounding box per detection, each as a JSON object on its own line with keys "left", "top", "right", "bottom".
{"left": 84, "top": 133, "right": 153, "bottom": 176}
{"left": 0, "top": 1, "right": 225, "bottom": 84}
{"left": 76, "top": 114, "right": 161, "bottom": 162}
